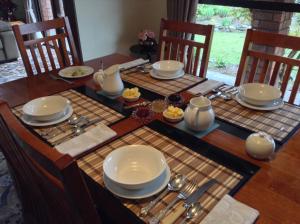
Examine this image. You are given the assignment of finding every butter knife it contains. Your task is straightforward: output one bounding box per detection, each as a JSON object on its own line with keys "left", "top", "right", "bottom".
{"left": 161, "top": 179, "right": 217, "bottom": 224}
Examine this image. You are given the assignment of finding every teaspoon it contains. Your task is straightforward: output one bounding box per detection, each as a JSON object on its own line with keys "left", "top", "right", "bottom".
{"left": 139, "top": 174, "right": 187, "bottom": 217}
{"left": 179, "top": 202, "right": 202, "bottom": 224}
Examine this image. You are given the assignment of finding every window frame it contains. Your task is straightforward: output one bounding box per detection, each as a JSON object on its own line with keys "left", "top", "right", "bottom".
{"left": 200, "top": 0, "right": 300, "bottom": 13}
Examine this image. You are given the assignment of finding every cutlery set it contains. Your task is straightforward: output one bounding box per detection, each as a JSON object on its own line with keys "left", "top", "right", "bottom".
{"left": 43, "top": 115, "right": 101, "bottom": 145}
{"left": 208, "top": 85, "right": 238, "bottom": 100}
{"left": 140, "top": 174, "right": 217, "bottom": 224}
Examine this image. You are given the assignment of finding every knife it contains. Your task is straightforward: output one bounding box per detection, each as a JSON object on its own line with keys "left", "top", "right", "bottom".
{"left": 161, "top": 179, "right": 217, "bottom": 224}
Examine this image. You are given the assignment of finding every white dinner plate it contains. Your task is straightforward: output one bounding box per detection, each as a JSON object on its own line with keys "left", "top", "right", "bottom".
{"left": 150, "top": 69, "right": 184, "bottom": 80}
{"left": 21, "top": 105, "right": 73, "bottom": 127}
{"left": 59, "top": 66, "right": 94, "bottom": 78}
{"left": 235, "top": 94, "right": 284, "bottom": 111}
{"left": 103, "top": 165, "right": 171, "bottom": 199}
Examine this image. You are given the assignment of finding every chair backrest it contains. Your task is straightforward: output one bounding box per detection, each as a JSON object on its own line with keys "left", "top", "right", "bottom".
{"left": 235, "top": 29, "right": 300, "bottom": 104}
{"left": 157, "top": 18, "right": 214, "bottom": 77}
{"left": 12, "top": 17, "right": 80, "bottom": 76}
{"left": 0, "top": 101, "right": 101, "bottom": 224}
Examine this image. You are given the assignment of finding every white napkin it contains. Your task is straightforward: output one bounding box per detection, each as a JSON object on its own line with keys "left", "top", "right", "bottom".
{"left": 188, "top": 80, "right": 224, "bottom": 95}
{"left": 200, "top": 195, "right": 259, "bottom": 224}
{"left": 119, "top": 58, "right": 149, "bottom": 70}
{"left": 55, "top": 123, "right": 117, "bottom": 157}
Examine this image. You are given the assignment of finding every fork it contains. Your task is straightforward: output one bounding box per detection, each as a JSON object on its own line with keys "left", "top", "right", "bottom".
{"left": 49, "top": 74, "right": 73, "bottom": 84}
{"left": 148, "top": 180, "right": 197, "bottom": 224}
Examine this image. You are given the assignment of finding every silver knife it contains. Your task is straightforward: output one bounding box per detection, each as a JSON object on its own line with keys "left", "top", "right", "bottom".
{"left": 185, "top": 179, "right": 217, "bottom": 206}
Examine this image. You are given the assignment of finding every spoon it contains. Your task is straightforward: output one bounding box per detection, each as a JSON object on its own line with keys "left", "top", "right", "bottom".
{"left": 139, "top": 174, "right": 187, "bottom": 217}
{"left": 68, "top": 115, "right": 87, "bottom": 125}
{"left": 53, "top": 126, "right": 84, "bottom": 145}
{"left": 179, "top": 202, "right": 202, "bottom": 224}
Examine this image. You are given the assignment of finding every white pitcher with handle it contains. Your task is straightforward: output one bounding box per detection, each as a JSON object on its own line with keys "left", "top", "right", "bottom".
{"left": 93, "top": 64, "right": 124, "bottom": 95}
{"left": 184, "top": 96, "right": 215, "bottom": 131}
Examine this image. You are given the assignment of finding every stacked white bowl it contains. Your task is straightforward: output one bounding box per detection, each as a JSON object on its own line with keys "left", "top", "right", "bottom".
{"left": 103, "top": 145, "right": 167, "bottom": 190}
{"left": 238, "top": 83, "right": 282, "bottom": 106}
{"left": 152, "top": 60, "right": 184, "bottom": 78}
{"left": 22, "top": 96, "right": 70, "bottom": 122}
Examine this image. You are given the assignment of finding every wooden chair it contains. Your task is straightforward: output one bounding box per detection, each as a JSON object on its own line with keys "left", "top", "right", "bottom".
{"left": 0, "top": 101, "right": 102, "bottom": 224}
{"left": 157, "top": 18, "right": 214, "bottom": 77}
{"left": 12, "top": 17, "right": 80, "bottom": 76}
{"left": 235, "top": 29, "right": 300, "bottom": 104}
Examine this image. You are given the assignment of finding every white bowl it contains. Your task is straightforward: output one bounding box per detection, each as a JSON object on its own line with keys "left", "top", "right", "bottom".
{"left": 23, "top": 96, "right": 70, "bottom": 121}
{"left": 238, "top": 83, "right": 282, "bottom": 106}
{"left": 152, "top": 60, "right": 184, "bottom": 77}
{"left": 103, "top": 145, "right": 167, "bottom": 190}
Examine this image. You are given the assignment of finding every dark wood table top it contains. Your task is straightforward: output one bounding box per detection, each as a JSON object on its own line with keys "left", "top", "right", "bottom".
{"left": 1, "top": 53, "right": 300, "bottom": 223}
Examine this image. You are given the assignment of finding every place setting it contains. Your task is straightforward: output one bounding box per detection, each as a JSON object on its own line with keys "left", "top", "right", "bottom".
{"left": 120, "top": 58, "right": 205, "bottom": 97}
{"left": 78, "top": 118, "right": 259, "bottom": 224}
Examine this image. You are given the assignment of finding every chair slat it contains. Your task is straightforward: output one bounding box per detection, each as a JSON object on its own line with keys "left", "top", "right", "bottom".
{"left": 280, "top": 64, "right": 292, "bottom": 96}
{"left": 289, "top": 68, "right": 300, "bottom": 104}
{"left": 193, "top": 47, "right": 201, "bottom": 76}
{"left": 52, "top": 39, "right": 64, "bottom": 68}
{"left": 45, "top": 41, "right": 56, "bottom": 70}
{"left": 29, "top": 46, "right": 42, "bottom": 75}
{"left": 60, "top": 36, "right": 71, "bottom": 66}
{"left": 258, "top": 60, "right": 270, "bottom": 83}
{"left": 165, "top": 41, "right": 171, "bottom": 60}
{"left": 269, "top": 62, "right": 281, "bottom": 85}
{"left": 37, "top": 42, "right": 49, "bottom": 73}
{"left": 186, "top": 46, "right": 193, "bottom": 74}
{"left": 247, "top": 57, "right": 259, "bottom": 83}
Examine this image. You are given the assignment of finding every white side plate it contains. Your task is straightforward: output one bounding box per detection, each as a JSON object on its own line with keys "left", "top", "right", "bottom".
{"left": 150, "top": 69, "right": 184, "bottom": 80}
{"left": 235, "top": 94, "right": 284, "bottom": 111}
{"left": 21, "top": 105, "right": 73, "bottom": 127}
{"left": 103, "top": 165, "right": 171, "bottom": 199}
{"left": 59, "top": 66, "right": 94, "bottom": 78}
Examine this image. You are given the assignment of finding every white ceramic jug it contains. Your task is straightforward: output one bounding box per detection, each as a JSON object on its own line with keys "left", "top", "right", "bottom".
{"left": 184, "top": 96, "right": 215, "bottom": 131}
{"left": 93, "top": 64, "right": 124, "bottom": 95}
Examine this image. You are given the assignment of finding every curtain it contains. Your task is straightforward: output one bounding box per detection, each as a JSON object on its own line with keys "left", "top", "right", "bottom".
{"left": 167, "top": 0, "right": 198, "bottom": 23}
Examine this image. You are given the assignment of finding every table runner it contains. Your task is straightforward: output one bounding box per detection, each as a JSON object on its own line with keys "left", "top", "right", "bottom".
{"left": 121, "top": 71, "right": 204, "bottom": 97}
{"left": 211, "top": 97, "right": 300, "bottom": 142}
{"left": 78, "top": 126, "right": 244, "bottom": 224}
{"left": 13, "top": 89, "right": 124, "bottom": 145}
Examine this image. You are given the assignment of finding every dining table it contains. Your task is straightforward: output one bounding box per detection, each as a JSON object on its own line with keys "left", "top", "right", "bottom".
{"left": 1, "top": 53, "right": 300, "bottom": 224}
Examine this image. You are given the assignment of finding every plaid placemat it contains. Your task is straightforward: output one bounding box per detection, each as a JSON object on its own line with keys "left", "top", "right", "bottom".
{"left": 211, "top": 97, "right": 300, "bottom": 142}
{"left": 13, "top": 89, "right": 124, "bottom": 145}
{"left": 121, "top": 70, "right": 204, "bottom": 97}
{"left": 78, "top": 126, "right": 243, "bottom": 223}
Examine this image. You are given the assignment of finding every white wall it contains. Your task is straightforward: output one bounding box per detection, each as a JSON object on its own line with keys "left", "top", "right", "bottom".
{"left": 74, "top": 0, "right": 167, "bottom": 61}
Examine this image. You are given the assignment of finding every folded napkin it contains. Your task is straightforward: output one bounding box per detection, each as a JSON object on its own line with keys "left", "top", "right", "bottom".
{"left": 187, "top": 80, "right": 224, "bottom": 95}
{"left": 119, "top": 58, "right": 149, "bottom": 70}
{"left": 200, "top": 195, "right": 259, "bottom": 224}
{"left": 56, "top": 123, "right": 117, "bottom": 157}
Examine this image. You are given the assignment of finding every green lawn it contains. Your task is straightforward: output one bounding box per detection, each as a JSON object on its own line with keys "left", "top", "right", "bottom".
{"left": 195, "top": 31, "right": 246, "bottom": 66}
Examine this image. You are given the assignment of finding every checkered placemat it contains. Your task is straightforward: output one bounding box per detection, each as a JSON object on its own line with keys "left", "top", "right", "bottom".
{"left": 212, "top": 97, "right": 300, "bottom": 142}
{"left": 13, "top": 89, "right": 124, "bottom": 145}
{"left": 78, "top": 126, "right": 243, "bottom": 223}
{"left": 121, "top": 70, "right": 204, "bottom": 97}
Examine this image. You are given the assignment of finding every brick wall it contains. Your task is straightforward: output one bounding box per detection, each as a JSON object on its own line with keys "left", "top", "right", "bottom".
{"left": 243, "top": 0, "right": 295, "bottom": 83}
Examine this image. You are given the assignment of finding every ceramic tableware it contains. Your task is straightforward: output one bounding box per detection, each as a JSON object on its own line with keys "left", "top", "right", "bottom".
{"left": 238, "top": 83, "right": 282, "bottom": 106}
{"left": 23, "top": 96, "right": 70, "bottom": 121}
{"left": 152, "top": 60, "right": 184, "bottom": 77}
{"left": 184, "top": 96, "right": 215, "bottom": 131}
{"left": 58, "top": 66, "right": 94, "bottom": 78}
{"left": 245, "top": 132, "right": 275, "bottom": 160}
{"left": 93, "top": 64, "right": 124, "bottom": 95}
{"left": 103, "top": 145, "right": 167, "bottom": 190}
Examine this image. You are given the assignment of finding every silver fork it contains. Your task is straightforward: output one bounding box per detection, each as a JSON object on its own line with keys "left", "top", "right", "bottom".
{"left": 49, "top": 74, "right": 73, "bottom": 84}
{"left": 148, "top": 180, "right": 197, "bottom": 224}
